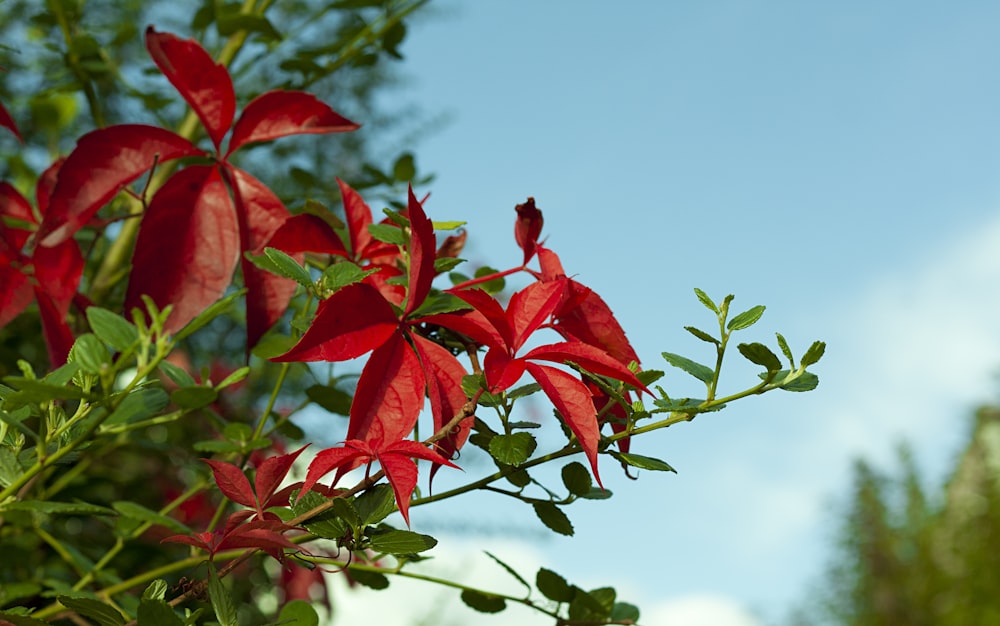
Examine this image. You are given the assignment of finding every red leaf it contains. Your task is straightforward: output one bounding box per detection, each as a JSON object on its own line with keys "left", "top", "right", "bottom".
{"left": 145, "top": 27, "right": 235, "bottom": 151}
{"left": 0, "top": 267, "right": 32, "bottom": 328}
{"left": 125, "top": 165, "right": 240, "bottom": 334}
{"left": 33, "top": 239, "right": 83, "bottom": 317}
{"left": 0, "top": 100, "right": 21, "bottom": 142}
{"left": 522, "top": 341, "right": 648, "bottom": 393}
{"left": 348, "top": 332, "right": 425, "bottom": 444}
{"left": 161, "top": 531, "right": 213, "bottom": 552}
{"left": 507, "top": 279, "right": 566, "bottom": 351}
{"left": 254, "top": 445, "right": 308, "bottom": 510}
{"left": 483, "top": 348, "right": 527, "bottom": 393}
{"left": 525, "top": 362, "right": 603, "bottom": 487}
{"left": 378, "top": 450, "right": 420, "bottom": 527}
{"left": 203, "top": 459, "right": 257, "bottom": 509}
{"left": 34, "top": 158, "right": 64, "bottom": 216}
{"left": 554, "top": 280, "right": 640, "bottom": 367}
{"left": 267, "top": 213, "right": 347, "bottom": 256}
{"left": 587, "top": 381, "right": 632, "bottom": 454}
{"left": 514, "top": 197, "right": 544, "bottom": 265}
{"left": 0, "top": 181, "right": 33, "bottom": 224}
{"left": 40, "top": 125, "right": 201, "bottom": 246}
{"left": 536, "top": 246, "right": 566, "bottom": 281}
{"left": 403, "top": 186, "right": 435, "bottom": 315}
{"left": 227, "top": 91, "right": 358, "bottom": 156}
{"left": 448, "top": 287, "right": 514, "bottom": 349}
{"left": 420, "top": 308, "right": 507, "bottom": 351}
{"left": 36, "top": 292, "right": 75, "bottom": 367}
{"left": 300, "top": 443, "right": 369, "bottom": 497}
{"left": 273, "top": 282, "right": 398, "bottom": 362}
{"left": 411, "top": 335, "right": 470, "bottom": 477}
{"left": 337, "top": 178, "right": 373, "bottom": 258}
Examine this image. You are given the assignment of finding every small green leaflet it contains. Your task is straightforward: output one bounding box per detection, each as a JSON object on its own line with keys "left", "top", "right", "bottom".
{"left": 764, "top": 370, "right": 820, "bottom": 392}
{"left": 262, "top": 247, "right": 313, "bottom": 290}
{"left": 432, "top": 220, "right": 466, "bottom": 230}
{"left": 355, "top": 484, "right": 396, "bottom": 525}
{"left": 484, "top": 551, "right": 531, "bottom": 594}
{"left": 460, "top": 589, "right": 506, "bottom": 614}
{"left": 2, "top": 501, "right": 116, "bottom": 516}
{"left": 489, "top": 432, "right": 536, "bottom": 466}
{"left": 56, "top": 596, "right": 124, "bottom": 626}
{"left": 661, "top": 352, "right": 714, "bottom": 384}
{"left": 561, "top": 462, "right": 593, "bottom": 497}
{"left": 105, "top": 387, "right": 169, "bottom": 427}
{"left": 737, "top": 342, "right": 782, "bottom": 372}
{"left": 321, "top": 263, "right": 378, "bottom": 294}
{"left": 610, "top": 451, "right": 677, "bottom": 473}
{"left": 348, "top": 568, "right": 390, "bottom": 590}
{"left": 207, "top": 563, "right": 238, "bottom": 626}
{"left": 693, "top": 288, "right": 718, "bottom": 313}
{"left": 368, "top": 223, "right": 405, "bottom": 245}
{"left": 277, "top": 600, "right": 319, "bottom": 626}
{"left": 532, "top": 501, "right": 574, "bottom": 536}
{"left": 86, "top": 307, "right": 138, "bottom": 352}
{"left": 685, "top": 326, "right": 720, "bottom": 345}
{"left": 536, "top": 568, "right": 575, "bottom": 602}
{"left": 801, "top": 340, "right": 826, "bottom": 367}
{"left": 175, "top": 290, "right": 244, "bottom": 341}
{"left": 368, "top": 529, "right": 438, "bottom": 555}
{"left": 70, "top": 334, "right": 110, "bottom": 375}
{"left": 775, "top": 332, "right": 795, "bottom": 367}
{"left": 112, "top": 501, "right": 190, "bottom": 534}
{"left": 727, "top": 305, "right": 765, "bottom": 331}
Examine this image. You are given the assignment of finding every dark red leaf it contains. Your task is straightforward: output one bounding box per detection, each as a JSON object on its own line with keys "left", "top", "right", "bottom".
{"left": 514, "top": 197, "right": 544, "bottom": 265}
{"left": 525, "top": 362, "right": 603, "bottom": 487}
{"left": 125, "top": 165, "right": 240, "bottom": 334}
{"left": 483, "top": 348, "right": 527, "bottom": 393}
{"left": 300, "top": 442, "right": 369, "bottom": 498}
{"left": 227, "top": 91, "right": 358, "bottom": 156}
{"left": 337, "top": 178, "right": 373, "bottom": 258}
{"left": 522, "top": 341, "right": 648, "bottom": 393}
{"left": 348, "top": 332, "right": 425, "bottom": 444}
{"left": 36, "top": 291, "right": 75, "bottom": 367}
{"left": 34, "top": 158, "right": 64, "bottom": 216}
{"left": 0, "top": 100, "right": 21, "bottom": 141}
{"left": 447, "top": 287, "right": 514, "bottom": 349}
{"left": 0, "top": 181, "right": 33, "bottom": 224}
{"left": 254, "top": 445, "right": 308, "bottom": 510}
{"left": 411, "top": 335, "right": 470, "bottom": 478}
{"left": 145, "top": 27, "right": 235, "bottom": 151}
{"left": 403, "top": 186, "right": 435, "bottom": 315}
{"left": 161, "top": 531, "right": 213, "bottom": 552}
{"left": 0, "top": 267, "right": 32, "bottom": 328}
{"left": 554, "top": 280, "right": 640, "bottom": 367}
{"left": 40, "top": 124, "right": 201, "bottom": 246}
{"left": 273, "top": 282, "right": 398, "bottom": 362}
{"left": 203, "top": 459, "right": 257, "bottom": 509}
{"left": 378, "top": 439, "right": 459, "bottom": 527}
{"left": 267, "top": 213, "right": 347, "bottom": 256}
{"left": 33, "top": 239, "right": 83, "bottom": 317}
{"left": 587, "top": 381, "right": 632, "bottom": 454}
{"left": 536, "top": 245, "right": 566, "bottom": 281}
{"left": 507, "top": 278, "right": 566, "bottom": 351}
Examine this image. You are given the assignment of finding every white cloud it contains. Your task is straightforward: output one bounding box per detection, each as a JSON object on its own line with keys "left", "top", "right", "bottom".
{"left": 642, "top": 595, "right": 762, "bottom": 626}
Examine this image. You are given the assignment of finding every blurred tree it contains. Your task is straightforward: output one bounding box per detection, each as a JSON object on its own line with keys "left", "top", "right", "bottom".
{"left": 798, "top": 405, "right": 1000, "bottom": 625}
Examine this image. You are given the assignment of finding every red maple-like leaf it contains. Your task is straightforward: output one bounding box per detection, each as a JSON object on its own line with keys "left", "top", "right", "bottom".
{"left": 299, "top": 438, "right": 458, "bottom": 526}
{"left": 162, "top": 514, "right": 301, "bottom": 562}
{"left": 202, "top": 445, "right": 307, "bottom": 519}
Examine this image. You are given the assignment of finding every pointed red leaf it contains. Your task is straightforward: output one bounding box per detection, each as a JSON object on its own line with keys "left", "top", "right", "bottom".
{"left": 227, "top": 91, "right": 358, "bottom": 156}
{"left": 508, "top": 279, "right": 566, "bottom": 351}
{"left": 0, "top": 267, "right": 32, "bottom": 328}
{"left": 420, "top": 308, "right": 507, "bottom": 351}
{"left": 375, "top": 451, "right": 420, "bottom": 527}
{"left": 525, "top": 362, "right": 603, "bottom": 487}
{"left": 449, "top": 287, "right": 514, "bottom": 349}
{"left": 145, "top": 27, "right": 235, "bottom": 151}
{"left": 337, "top": 178, "right": 373, "bottom": 258}
{"left": 300, "top": 442, "right": 369, "bottom": 498}
{"left": 514, "top": 197, "right": 544, "bottom": 265}
{"left": 40, "top": 124, "right": 201, "bottom": 246}
{"left": 587, "top": 381, "right": 632, "bottom": 454}
{"left": 161, "top": 531, "right": 214, "bottom": 552}
{"left": 273, "top": 282, "right": 398, "bottom": 362}
{"left": 203, "top": 459, "right": 257, "bottom": 509}
{"left": 267, "top": 213, "right": 347, "bottom": 256}
{"left": 554, "top": 280, "right": 640, "bottom": 367}
{"left": 36, "top": 291, "right": 75, "bottom": 367}
{"left": 0, "top": 100, "right": 21, "bottom": 142}
{"left": 125, "top": 165, "right": 240, "bottom": 334}
{"left": 34, "top": 158, "right": 64, "bottom": 217}
{"left": 33, "top": 239, "right": 83, "bottom": 317}
{"left": 254, "top": 445, "right": 308, "bottom": 509}
{"left": 523, "top": 341, "right": 648, "bottom": 393}
{"left": 403, "top": 186, "right": 436, "bottom": 315}
{"left": 411, "top": 335, "right": 471, "bottom": 477}
{"left": 0, "top": 181, "right": 33, "bottom": 224}
{"left": 348, "top": 332, "right": 425, "bottom": 444}
{"left": 536, "top": 246, "right": 566, "bottom": 281}
{"left": 483, "top": 348, "right": 527, "bottom": 393}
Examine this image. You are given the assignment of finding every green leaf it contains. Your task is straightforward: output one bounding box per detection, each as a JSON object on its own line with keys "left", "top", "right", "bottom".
{"left": 368, "top": 529, "right": 437, "bottom": 555}
{"left": 685, "top": 326, "right": 720, "bottom": 345}
{"left": 368, "top": 223, "right": 405, "bottom": 245}
{"left": 142, "top": 580, "right": 168, "bottom": 602}
{"left": 536, "top": 568, "right": 575, "bottom": 602}
{"left": 321, "top": 263, "right": 379, "bottom": 294}
{"left": 432, "top": 220, "right": 467, "bottom": 230}
{"left": 505, "top": 467, "right": 531, "bottom": 488}
{"left": 332, "top": 497, "right": 362, "bottom": 529}
{"left": 610, "top": 451, "right": 677, "bottom": 473}
{"left": 635, "top": 369, "right": 665, "bottom": 386}
{"left": 70, "top": 333, "right": 110, "bottom": 374}
{"left": 355, "top": 484, "right": 396, "bottom": 525}
{"left": 137, "top": 596, "right": 183, "bottom": 626}
{"left": 727, "top": 305, "right": 766, "bottom": 331}
{"left": 661, "top": 352, "right": 714, "bottom": 384}
{"left": 693, "top": 288, "right": 718, "bottom": 313}
{"left": 577, "top": 487, "right": 613, "bottom": 500}
{"left": 611, "top": 602, "right": 641, "bottom": 621}
{"left": 507, "top": 382, "right": 542, "bottom": 400}
{"left": 801, "top": 340, "right": 826, "bottom": 367}
{"left": 473, "top": 265, "right": 505, "bottom": 294}
{"left": 0, "top": 446, "right": 23, "bottom": 489}
{"left": 392, "top": 153, "right": 416, "bottom": 182}
{"left": 460, "top": 589, "right": 506, "bottom": 614}
{"left": 278, "top": 600, "right": 319, "bottom": 626}
{"left": 260, "top": 247, "right": 313, "bottom": 290}
{"left": 433, "top": 257, "right": 464, "bottom": 273}
{"left": 215, "top": 367, "right": 249, "bottom": 390}
{"left": 105, "top": 388, "right": 169, "bottom": 427}
{"left": 737, "top": 342, "right": 782, "bottom": 371}
{"left": 158, "top": 361, "right": 195, "bottom": 387}
{"left": 86, "top": 307, "right": 138, "bottom": 352}
{"left": 775, "top": 332, "right": 795, "bottom": 366}
{"left": 207, "top": 563, "right": 238, "bottom": 626}
{"left": 409, "top": 292, "right": 471, "bottom": 317}
{"left": 484, "top": 551, "right": 531, "bottom": 594}
{"left": 532, "top": 502, "right": 574, "bottom": 536}
{"left": 291, "top": 491, "right": 348, "bottom": 539}
{"left": 174, "top": 290, "right": 243, "bottom": 342}
{"left": 1, "top": 377, "right": 87, "bottom": 404}
{"left": 561, "top": 462, "right": 593, "bottom": 497}
{"left": 489, "top": 432, "right": 536, "bottom": 466}
{"left": 57, "top": 596, "right": 125, "bottom": 626}
{"left": 2, "top": 501, "right": 116, "bottom": 516}
{"left": 0, "top": 612, "right": 50, "bottom": 626}
{"left": 112, "top": 501, "right": 190, "bottom": 534}
{"left": 347, "top": 568, "right": 390, "bottom": 590}
{"left": 170, "top": 386, "right": 217, "bottom": 410}
{"left": 305, "top": 384, "right": 352, "bottom": 416}
{"left": 765, "top": 370, "right": 820, "bottom": 392}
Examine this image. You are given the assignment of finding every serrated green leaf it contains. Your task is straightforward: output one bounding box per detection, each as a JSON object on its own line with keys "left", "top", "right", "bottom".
{"left": 112, "top": 501, "right": 190, "bottom": 534}
{"left": 105, "top": 388, "right": 169, "bottom": 427}
{"left": 433, "top": 256, "right": 464, "bottom": 273}
{"left": 532, "top": 502, "right": 573, "bottom": 536}
{"left": 410, "top": 292, "right": 471, "bottom": 317}
{"left": 561, "top": 462, "right": 593, "bottom": 497}
{"left": 347, "top": 568, "right": 390, "bottom": 590}
{"left": 610, "top": 451, "right": 677, "bottom": 473}
{"left": 261, "top": 247, "right": 314, "bottom": 290}
{"left": 355, "top": 484, "right": 396, "bottom": 525}
{"left": 801, "top": 341, "right": 826, "bottom": 367}
{"left": 321, "top": 263, "right": 379, "bottom": 294}
{"left": 727, "top": 305, "right": 766, "bottom": 331}
{"left": 174, "top": 290, "right": 243, "bottom": 341}
{"left": 170, "top": 386, "right": 217, "bottom": 410}
{"left": 292, "top": 491, "right": 348, "bottom": 539}
{"left": 460, "top": 589, "right": 506, "bottom": 614}
{"left": 505, "top": 467, "right": 531, "bottom": 488}
{"left": 764, "top": 370, "right": 820, "bottom": 392}
{"left": 70, "top": 334, "right": 110, "bottom": 374}
{"left": 661, "top": 352, "right": 714, "bottom": 384}
{"left": 158, "top": 361, "right": 195, "bottom": 387}
{"left": 685, "top": 326, "right": 720, "bottom": 345}
{"left": 484, "top": 551, "right": 531, "bottom": 594}
{"left": 207, "top": 563, "right": 237, "bottom": 626}
{"left": 277, "top": 600, "right": 319, "bottom": 626}
{"left": 305, "top": 384, "right": 352, "bottom": 416}
{"left": 1, "top": 377, "right": 87, "bottom": 402}
{"left": 536, "top": 568, "right": 574, "bottom": 602}
{"left": 368, "top": 529, "right": 437, "bottom": 555}
{"left": 635, "top": 369, "right": 665, "bottom": 386}
{"left": 142, "top": 580, "right": 168, "bottom": 602}
{"left": 737, "top": 342, "right": 782, "bottom": 371}
{"left": 693, "top": 288, "right": 718, "bottom": 313}
{"left": 507, "top": 382, "right": 542, "bottom": 400}
{"left": 86, "top": 308, "right": 138, "bottom": 353}
{"left": 0, "top": 446, "right": 23, "bottom": 489}
{"left": 332, "top": 497, "right": 362, "bottom": 529}
{"left": 489, "top": 432, "right": 536, "bottom": 466}
{"left": 775, "top": 333, "right": 795, "bottom": 366}
{"left": 368, "top": 223, "right": 405, "bottom": 245}
{"left": 57, "top": 595, "right": 125, "bottom": 626}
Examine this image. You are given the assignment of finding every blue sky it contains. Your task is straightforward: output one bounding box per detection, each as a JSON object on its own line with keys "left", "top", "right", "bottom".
{"left": 329, "top": 2, "right": 1000, "bottom": 624}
